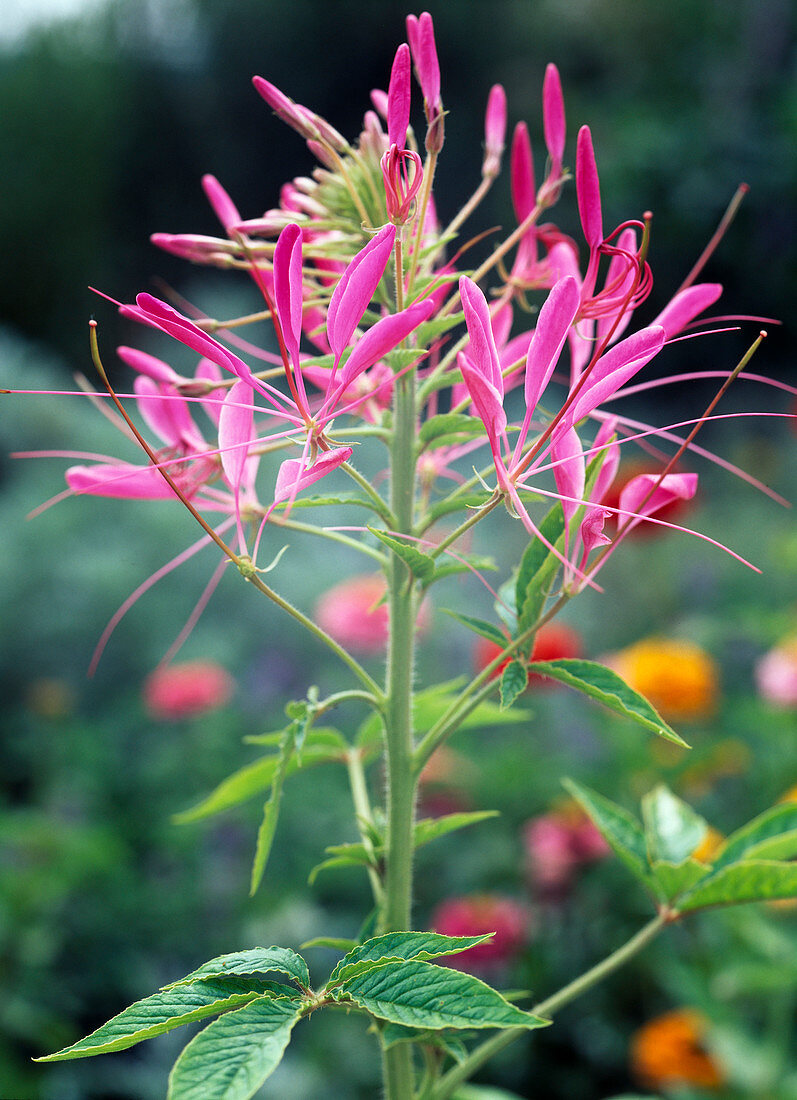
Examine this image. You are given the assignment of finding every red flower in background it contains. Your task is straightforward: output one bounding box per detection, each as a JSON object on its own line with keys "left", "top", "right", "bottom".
{"left": 524, "top": 800, "right": 609, "bottom": 894}
{"left": 315, "top": 573, "right": 431, "bottom": 655}
{"left": 143, "top": 660, "right": 234, "bottom": 720}
{"left": 600, "top": 461, "right": 695, "bottom": 537}
{"left": 473, "top": 621, "right": 582, "bottom": 684}
{"left": 431, "top": 894, "right": 528, "bottom": 970}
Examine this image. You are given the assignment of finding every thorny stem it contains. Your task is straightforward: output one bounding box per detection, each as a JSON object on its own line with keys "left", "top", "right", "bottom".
{"left": 432, "top": 912, "right": 671, "bottom": 1100}
{"left": 89, "top": 323, "right": 382, "bottom": 700}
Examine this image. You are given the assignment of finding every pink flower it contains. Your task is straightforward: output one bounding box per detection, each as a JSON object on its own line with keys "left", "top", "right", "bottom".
{"left": 143, "top": 660, "right": 234, "bottom": 721}
{"left": 524, "top": 804, "right": 609, "bottom": 894}
{"left": 314, "top": 574, "right": 431, "bottom": 654}
{"left": 431, "top": 895, "right": 528, "bottom": 970}
{"left": 482, "top": 84, "right": 507, "bottom": 178}
{"left": 755, "top": 637, "right": 797, "bottom": 707}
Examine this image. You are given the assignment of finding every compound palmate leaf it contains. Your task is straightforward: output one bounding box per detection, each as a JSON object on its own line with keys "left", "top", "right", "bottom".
{"left": 35, "top": 979, "right": 276, "bottom": 1061}
{"left": 337, "top": 959, "right": 549, "bottom": 1031}
{"left": 167, "top": 995, "right": 302, "bottom": 1100}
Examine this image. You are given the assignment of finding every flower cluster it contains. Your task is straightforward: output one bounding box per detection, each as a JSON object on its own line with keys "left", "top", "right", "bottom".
{"left": 16, "top": 10, "right": 769, "bottom": 666}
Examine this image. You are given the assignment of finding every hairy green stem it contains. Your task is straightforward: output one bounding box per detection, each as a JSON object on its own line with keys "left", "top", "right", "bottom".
{"left": 433, "top": 912, "right": 669, "bottom": 1099}
{"left": 345, "top": 749, "right": 384, "bottom": 908}
{"left": 381, "top": 364, "right": 419, "bottom": 1098}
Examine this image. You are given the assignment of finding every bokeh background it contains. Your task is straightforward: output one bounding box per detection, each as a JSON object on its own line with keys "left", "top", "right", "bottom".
{"left": 1, "top": 1, "right": 795, "bottom": 1098}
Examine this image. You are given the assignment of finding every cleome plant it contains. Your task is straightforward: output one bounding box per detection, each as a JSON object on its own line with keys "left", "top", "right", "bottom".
{"left": 12, "top": 9, "right": 796, "bottom": 1100}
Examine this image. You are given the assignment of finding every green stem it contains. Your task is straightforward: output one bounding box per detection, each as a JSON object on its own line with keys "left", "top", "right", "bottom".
{"left": 433, "top": 912, "right": 669, "bottom": 1100}
{"left": 381, "top": 361, "right": 419, "bottom": 1099}
{"left": 271, "top": 516, "right": 388, "bottom": 564}
{"left": 345, "top": 749, "right": 384, "bottom": 908}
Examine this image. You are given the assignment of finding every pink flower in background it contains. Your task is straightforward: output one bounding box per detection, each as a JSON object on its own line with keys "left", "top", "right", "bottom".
{"left": 143, "top": 660, "right": 234, "bottom": 720}
{"left": 524, "top": 802, "right": 609, "bottom": 894}
{"left": 315, "top": 574, "right": 431, "bottom": 654}
{"left": 431, "top": 894, "right": 528, "bottom": 970}
{"left": 755, "top": 637, "right": 797, "bottom": 707}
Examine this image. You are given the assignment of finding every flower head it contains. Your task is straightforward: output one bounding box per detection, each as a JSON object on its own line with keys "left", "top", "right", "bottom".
{"left": 143, "top": 661, "right": 234, "bottom": 721}
{"left": 630, "top": 1009, "right": 724, "bottom": 1091}
{"left": 605, "top": 637, "right": 719, "bottom": 721}
{"left": 431, "top": 894, "right": 528, "bottom": 970}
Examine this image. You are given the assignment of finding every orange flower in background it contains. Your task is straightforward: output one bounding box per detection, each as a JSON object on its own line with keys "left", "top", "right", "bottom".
{"left": 630, "top": 1008, "right": 724, "bottom": 1091}
{"left": 315, "top": 573, "right": 430, "bottom": 654}
{"left": 143, "top": 660, "right": 234, "bottom": 721}
{"left": 606, "top": 637, "right": 719, "bottom": 721}
{"left": 691, "top": 825, "right": 724, "bottom": 864}
{"left": 473, "top": 622, "right": 582, "bottom": 684}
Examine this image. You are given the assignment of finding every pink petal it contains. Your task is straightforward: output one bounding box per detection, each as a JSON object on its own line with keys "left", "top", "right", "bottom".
{"left": 511, "top": 122, "right": 535, "bottom": 225}
{"left": 542, "top": 64, "right": 566, "bottom": 167}
{"left": 524, "top": 276, "right": 581, "bottom": 414}
{"left": 274, "top": 446, "right": 353, "bottom": 503}
{"left": 406, "top": 12, "right": 441, "bottom": 111}
{"left": 201, "top": 174, "right": 240, "bottom": 232}
{"left": 653, "top": 283, "right": 723, "bottom": 339}
{"left": 482, "top": 84, "right": 507, "bottom": 177}
{"left": 134, "top": 376, "right": 202, "bottom": 451}
{"left": 590, "top": 416, "right": 620, "bottom": 504}
{"left": 459, "top": 276, "right": 503, "bottom": 392}
{"left": 596, "top": 226, "right": 639, "bottom": 345}
{"left": 326, "top": 224, "right": 396, "bottom": 360}
{"left": 576, "top": 126, "right": 602, "bottom": 248}
{"left": 116, "top": 346, "right": 182, "bottom": 386}
{"left": 218, "top": 380, "right": 254, "bottom": 491}
{"left": 66, "top": 463, "right": 186, "bottom": 500}
{"left": 195, "top": 358, "right": 224, "bottom": 425}
{"left": 334, "top": 297, "right": 435, "bottom": 395}
{"left": 619, "top": 472, "right": 698, "bottom": 524}
{"left": 273, "top": 223, "right": 304, "bottom": 367}
{"left": 580, "top": 506, "right": 612, "bottom": 557}
{"left": 458, "top": 351, "right": 507, "bottom": 448}
{"left": 565, "top": 326, "right": 665, "bottom": 425}
{"left": 387, "top": 43, "right": 412, "bottom": 148}
{"left": 551, "top": 426, "right": 585, "bottom": 532}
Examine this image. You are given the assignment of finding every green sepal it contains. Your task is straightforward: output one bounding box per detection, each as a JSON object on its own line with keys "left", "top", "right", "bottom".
{"left": 328, "top": 932, "right": 493, "bottom": 985}
{"left": 500, "top": 660, "right": 528, "bottom": 709}
{"left": 167, "top": 995, "right": 302, "bottom": 1100}
{"left": 528, "top": 659, "right": 689, "bottom": 746}
{"left": 336, "top": 959, "right": 549, "bottom": 1031}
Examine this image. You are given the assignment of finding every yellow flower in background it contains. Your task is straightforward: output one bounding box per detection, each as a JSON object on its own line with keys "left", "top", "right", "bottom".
{"left": 630, "top": 1008, "right": 724, "bottom": 1091}
{"left": 778, "top": 784, "right": 797, "bottom": 803}
{"left": 692, "top": 826, "right": 724, "bottom": 864}
{"left": 608, "top": 637, "right": 719, "bottom": 721}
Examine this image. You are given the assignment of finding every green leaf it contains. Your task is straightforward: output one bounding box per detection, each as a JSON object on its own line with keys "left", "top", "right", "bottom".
{"left": 244, "top": 727, "right": 346, "bottom": 751}
{"left": 300, "top": 937, "right": 358, "bottom": 953}
{"left": 328, "top": 932, "right": 493, "bottom": 985}
{"left": 649, "top": 859, "right": 710, "bottom": 901}
{"left": 440, "top": 610, "right": 509, "bottom": 647}
{"left": 431, "top": 556, "right": 497, "bottom": 584}
{"left": 164, "top": 947, "right": 310, "bottom": 991}
{"left": 381, "top": 1022, "right": 469, "bottom": 1062}
{"left": 250, "top": 722, "right": 297, "bottom": 895}
{"left": 452, "top": 1087, "right": 530, "bottom": 1100}
{"left": 426, "top": 492, "right": 493, "bottom": 524}
{"left": 711, "top": 803, "right": 797, "bottom": 871}
{"left": 642, "top": 785, "right": 710, "bottom": 864}
{"left": 386, "top": 347, "right": 427, "bottom": 372}
{"left": 167, "top": 996, "right": 302, "bottom": 1100}
{"left": 563, "top": 779, "right": 656, "bottom": 893}
{"left": 515, "top": 504, "right": 566, "bottom": 633}
{"left": 414, "top": 307, "right": 465, "bottom": 346}
{"left": 418, "top": 413, "right": 486, "bottom": 450}
{"left": 500, "top": 660, "right": 528, "bottom": 709}
{"left": 35, "top": 979, "right": 273, "bottom": 1061}
{"left": 528, "top": 659, "right": 689, "bottom": 746}
{"left": 368, "top": 527, "right": 436, "bottom": 583}
{"left": 415, "top": 811, "right": 500, "bottom": 850}
{"left": 308, "top": 854, "right": 375, "bottom": 885}
{"left": 677, "top": 860, "right": 797, "bottom": 912}
{"left": 174, "top": 736, "right": 343, "bottom": 823}
{"left": 337, "top": 959, "right": 549, "bottom": 1030}
{"left": 275, "top": 493, "right": 374, "bottom": 511}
